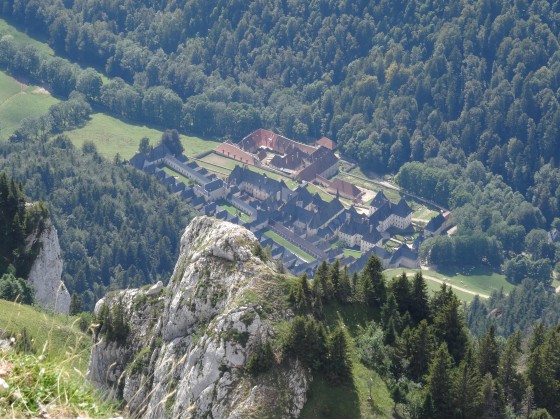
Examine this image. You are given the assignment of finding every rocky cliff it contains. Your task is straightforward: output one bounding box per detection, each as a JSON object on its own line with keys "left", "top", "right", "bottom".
{"left": 26, "top": 220, "right": 70, "bottom": 314}
{"left": 88, "top": 216, "right": 309, "bottom": 418}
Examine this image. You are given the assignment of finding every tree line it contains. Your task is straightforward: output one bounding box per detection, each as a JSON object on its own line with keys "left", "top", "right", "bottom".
{"left": 397, "top": 160, "right": 560, "bottom": 285}
{"left": 287, "top": 255, "right": 560, "bottom": 417}
{"left": 1, "top": 0, "right": 560, "bottom": 224}
{"left": 0, "top": 136, "right": 192, "bottom": 310}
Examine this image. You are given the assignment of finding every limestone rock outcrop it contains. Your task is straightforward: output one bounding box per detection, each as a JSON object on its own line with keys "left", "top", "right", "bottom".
{"left": 26, "top": 220, "right": 70, "bottom": 314}
{"left": 88, "top": 216, "right": 309, "bottom": 418}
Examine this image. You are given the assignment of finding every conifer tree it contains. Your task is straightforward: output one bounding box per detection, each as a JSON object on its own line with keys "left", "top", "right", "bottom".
{"left": 327, "top": 326, "right": 352, "bottom": 383}
{"left": 426, "top": 343, "right": 454, "bottom": 419}
{"left": 453, "top": 347, "right": 482, "bottom": 418}
{"left": 478, "top": 324, "right": 500, "bottom": 378}
{"left": 391, "top": 272, "right": 411, "bottom": 314}
{"left": 410, "top": 271, "right": 430, "bottom": 322}
{"left": 408, "top": 320, "right": 435, "bottom": 381}
{"left": 360, "top": 255, "right": 385, "bottom": 307}
{"left": 329, "top": 259, "right": 341, "bottom": 301}
{"left": 498, "top": 330, "right": 523, "bottom": 406}
{"left": 433, "top": 295, "right": 468, "bottom": 363}
{"left": 313, "top": 260, "right": 329, "bottom": 300}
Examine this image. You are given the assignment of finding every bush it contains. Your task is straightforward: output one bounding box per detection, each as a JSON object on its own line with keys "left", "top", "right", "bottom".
{"left": 0, "top": 273, "right": 34, "bottom": 305}
{"left": 245, "top": 342, "right": 274, "bottom": 375}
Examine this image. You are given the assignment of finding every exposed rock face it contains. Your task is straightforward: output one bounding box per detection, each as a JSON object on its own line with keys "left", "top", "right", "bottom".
{"left": 26, "top": 220, "right": 70, "bottom": 314}
{"left": 88, "top": 216, "right": 309, "bottom": 418}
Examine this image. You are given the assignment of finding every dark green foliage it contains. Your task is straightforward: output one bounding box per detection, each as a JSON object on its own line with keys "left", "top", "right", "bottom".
{"left": 410, "top": 272, "right": 431, "bottom": 323}
{"left": 0, "top": 273, "right": 33, "bottom": 305}
{"left": 96, "top": 299, "right": 129, "bottom": 346}
{"left": 325, "top": 326, "right": 352, "bottom": 384}
{"left": 467, "top": 280, "right": 560, "bottom": 338}
{"left": 360, "top": 255, "right": 385, "bottom": 307}
{"left": 159, "top": 129, "right": 183, "bottom": 157}
{"left": 426, "top": 344, "right": 454, "bottom": 419}
{"left": 0, "top": 137, "right": 191, "bottom": 310}
{"left": 0, "top": 172, "right": 43, "bottom": 278}
{"left": 477, "top": 324, "right": 500, "bottom": 378}
{"left": 282, "top": 315, "right": 328, "bottom": 372}
{"left": 245, "top": 342, "right": 274, "bottom": 375}
{"left": 289, "top": 274, "right": 313, "bottom": 314}
{"left": 432, "top": 290, "right": 468, "bottom": 363}
{"left": 69, "top": 293, "right": 82, "bottom": 316}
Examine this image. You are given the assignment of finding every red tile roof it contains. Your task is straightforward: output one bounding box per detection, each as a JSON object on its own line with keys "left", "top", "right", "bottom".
{"left": 215, "top": 142, "right": 256, "bottom": 165}
{"left": 316, "top": 137, "right": 337, "bottom": 150}
{"left": 328, "top": 179, "right": 362, "bottom": 199}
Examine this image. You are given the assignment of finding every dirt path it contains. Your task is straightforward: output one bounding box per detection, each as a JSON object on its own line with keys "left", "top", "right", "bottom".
{"left": 400, "top": 271, "right": 490, "bottom": 299}
{"left": 422, "top": 274, "right": 489, "bottom": 299}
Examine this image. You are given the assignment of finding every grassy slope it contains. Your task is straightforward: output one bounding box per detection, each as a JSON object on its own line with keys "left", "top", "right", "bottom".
{"left": 0, "top": 71, "right": 59, "bottom": 136}
{"left": 64, "top": 113, "right": 219, "bottom": 160}
{"left": 0, "top": 18, "right": 54, "bottom": 55}
{"left": 0, "top": 300, "right": 89, "bottom": 368}
{"left": 0, "top": 300, "right": 117, "bottom": 417}
{"left": 300, "top": 303, "right": 393, "bottom": 418}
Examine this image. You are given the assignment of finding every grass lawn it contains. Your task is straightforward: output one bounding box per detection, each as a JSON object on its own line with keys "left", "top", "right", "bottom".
{"left": 199, "top": 152, "right": 239, "bottom": 170}
{"left": 383, "top": 266, "right": 513, "bottom": 302}
{"left": 0, "top": 300, "right": 90, "bottom": 370}
{"left": 216, "top": 199, "right": 251, "bottom": 223}
{"left": 384, "top": 268, "right": 475, "bottom": 302}
{"left": 343, "top": 249, "right": 363, "bottom": 259}
{"left": 307, "top": 183, "right": 334, "bottom": 202}
{"left": 63, "top": 113, "right": 218, "bottom": 160}
{"left": 0, "top": 79, "right": 58, "bottom": 136}
{"left": 162, "top": 166, "right": 191, "bottom": 185}
{"left": 262, "top": 229, "right": 316, "bottom": 262}
{"left": 0, "top": 18, "right": 54, "bottom": 56}
{"left": 412, "top": 206, "right": 439, "bottom": 223}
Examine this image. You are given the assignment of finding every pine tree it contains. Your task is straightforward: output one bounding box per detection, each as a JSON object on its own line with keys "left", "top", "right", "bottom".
{"left": 326, "top": 326, "right": 352, "bottom": 384}
{"left": 478, "top": 324, "right": 500, "bottom": 378}
{"left": 408, "top": 320, "right": 435, "bottom": 381}
{"left": 453, "top": 347, "right": 482, "bottom": 418}
{"left": 313, "top": 260, "right": 329, "bottom": 300}
{"left": 498, "top": 330, "right": 523, "bottom": 406}
{"left": 360, "top": 255, "right": 385, "bottom": 307}
{"left": 426, "top": 343, "right": 454, "bottom": 419}
{"left": 410, "top": 271, "right": 430, "bottom": 322}
{"left": 338, "top": 265, "right": 351, "bottom": 302}
{"left": 479, "top": 373, "right": 506, "bottom": 419}
{"left": 433, "top": 295, "right": 468, "bottom": 363}
{"left": 391, "top": 272, "right": 411, "bottom": 315}
{"left": 329, "top": 259, "right": 341, "bottom": 301}
{"left": 69, "top": 293, "right": 82, "bottom": 315}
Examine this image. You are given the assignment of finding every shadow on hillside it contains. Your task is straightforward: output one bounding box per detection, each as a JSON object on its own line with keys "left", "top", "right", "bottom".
{"left": 299, "top": 374, "right": 361, "bottom": 418}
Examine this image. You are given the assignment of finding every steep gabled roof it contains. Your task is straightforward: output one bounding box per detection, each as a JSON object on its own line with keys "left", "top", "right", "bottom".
{"left": 328, "top": 178, "right": 362, "bottom": 199}
{"left": 204, "top": 178, "right": 224, "bottom": 193}
{"left": 129, "top": 152, "right": 147, "bottom": 169}
{"left": 315, "top": 137, "right": 337, "bottom": 150}
{"left": 393, "top": 198, "right": 412, "bottom": 218}
{"left": 297, "top": 149, "right": 338, "bottom": 181}
{"left": 390, "top": 245, "right": 418, "bottom": 265}
{"left": 309, "top": 198, "right": 344, "bottom": 229}
{"left": 425, "top": 213, "right": 446, "bottom": 233}
{"left": 370, "top": 191, "right": 389, "bottom": 209}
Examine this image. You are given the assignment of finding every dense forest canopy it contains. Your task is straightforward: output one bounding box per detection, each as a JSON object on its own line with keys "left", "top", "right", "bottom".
{"left": 0, "top": 137, "right": 192, "bottom": 309}
{"left": 3, "top": 0, "right": 560, "bottom": 222}
{"left": 0, "top": 0, "right": 559, "bottom": 283}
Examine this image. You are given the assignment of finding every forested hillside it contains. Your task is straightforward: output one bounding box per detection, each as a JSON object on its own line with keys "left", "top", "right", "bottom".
{"left": 0, "top": 137, "right": 191, "bottom": 309}
{"left": 2, "top": 0, "right": 560, "bottom": 221}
